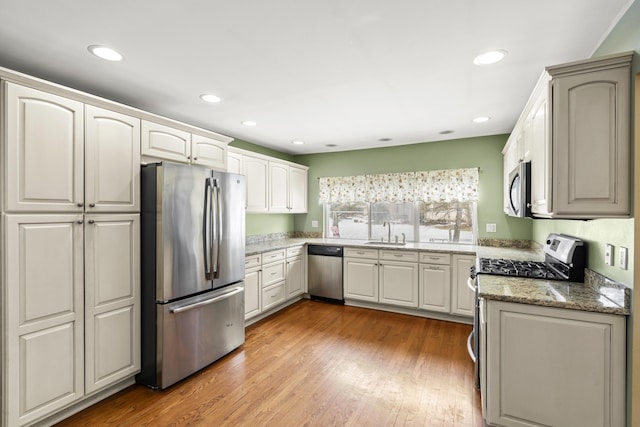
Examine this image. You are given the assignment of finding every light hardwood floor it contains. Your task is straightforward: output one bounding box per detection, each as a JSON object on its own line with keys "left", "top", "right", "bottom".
{"left": 57, "top": 300, "right": 482, "bottom": 426}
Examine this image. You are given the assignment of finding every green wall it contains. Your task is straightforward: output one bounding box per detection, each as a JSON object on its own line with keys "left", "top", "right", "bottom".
{"left": 532, "top": 0, "right": 639, "bottom": 286}
{"left": 294, "top": 134, "right": 533, "bottom": 241}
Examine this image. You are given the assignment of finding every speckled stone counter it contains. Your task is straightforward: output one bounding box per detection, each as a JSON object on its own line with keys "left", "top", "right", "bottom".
{"left": 476, "top": 245, "right": 630, "bottom": 315}
{"left": 245, "top": 238, "right": 476, "bottom": 256}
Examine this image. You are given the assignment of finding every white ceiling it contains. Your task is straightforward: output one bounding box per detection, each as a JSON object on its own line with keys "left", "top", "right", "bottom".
{"left": 0, "top": 0, "right": 633, "bottom": 155}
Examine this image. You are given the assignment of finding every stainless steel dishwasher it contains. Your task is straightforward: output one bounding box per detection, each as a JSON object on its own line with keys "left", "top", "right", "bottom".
{"left": 307, "top": 245, "right": 344, "bottom": 303}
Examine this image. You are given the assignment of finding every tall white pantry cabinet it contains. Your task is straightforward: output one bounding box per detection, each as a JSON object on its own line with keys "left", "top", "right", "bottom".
{"left": 1, "top": 82, "right": 141, "bottom": 426}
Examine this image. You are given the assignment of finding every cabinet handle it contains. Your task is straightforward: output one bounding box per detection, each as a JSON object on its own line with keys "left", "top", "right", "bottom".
{"left": 88, "top": 219, "right": 95, "bottom": 224}
{"left": 76, "top": 220, "right": 83, "bottom": 224}
{"left": 193, "top": 157, "right": 198, "bottom": 160}
{"left": 89, "top": 203, "right": 96, "bottom": 208}
{"left": 77, "top": 202, "right": 84, "bottom": 207}
{"left": 429, "top": 256, "right": 440, "bottom": 260}
{"left": 394, "top": 254, "right": 403, "bottom": 258}
{"left": 356, "top": 251, "right": 365, "bottom": 255}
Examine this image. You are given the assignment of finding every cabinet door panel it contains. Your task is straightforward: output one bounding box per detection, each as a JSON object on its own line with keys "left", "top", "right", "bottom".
{"left": 286, "top": 256, "right": 304, "bottom": 298}
{"left": 379, "top": 262, "right": 418, "bottom": 308}
{"left": 244, "top": 156, "right": 269, "bottom": 212}
{"left": 419, "top": 264, "right": 451, "bottom": 313}
{"left": 21, "top": 323, "right": 82, "bottom": 420}
{"left": 5, "top": 214, "right": 84, "bottom": 426}
{"left": 192, "top": 134, "right": 227, "bottom": 170}
{"left": 554, "top": 68, "right": 630, "bottom": 215}
{"left": 227, "top": 152, "right": 243, "bottom": 174}
{"left": 451, "top": 255, "right": 474, "bottom": 317}
{"left": 141, "top": 121, "right": 190, "bottom": 162}
{"left": 85, "top": 105, "right": 140, "bottom": 212}
{"left": 344, "top": 258, "right": 378, "bottom": 302}
{"left": 289, "top": 166, "right": 308, "bottom": 213}
{"left": 245, "top": 268, "right": 261, "bottom": 320}
{"left": 269, "top": 162, "right": 289, "bottom": 212}
{"left": 530, "top": 92, "right": 551, "bottom": 215}
{"left": 5, "top": 83, "right": 84, "bottom": 212}
{"left": 85, "top": 214, "right": 140, "bottom": 394}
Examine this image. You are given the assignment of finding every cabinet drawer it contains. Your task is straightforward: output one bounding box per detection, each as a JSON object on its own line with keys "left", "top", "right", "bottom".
{"left": 262, "top": 261, "right": 285, "bottom": 287}
{"left": 380, "top": 250, "right": 419, "bottom": 262}
{"left": 262, "top": 249, "right": 286, "bottom": 263}
{"left": 419, "top": 252, "right": 451, "bottom": 265}
{"left": 344, "top": 247, "right": 378, "bottom": 259}
{"left": 245, "top": 254, "right": 262, "bottom": 269}
{"left": 262, "top": 282, "right": 286, "bottom": 311}
{"left": 286, "top": 245, "right": 304, "bottom": 258}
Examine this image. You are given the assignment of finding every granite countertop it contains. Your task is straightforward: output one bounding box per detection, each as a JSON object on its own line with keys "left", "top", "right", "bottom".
{"left": 476, "top": 246, "right": 630, "bottom": 315}
{"left": 245, "top": 238, "right": 477, "bottom": 256}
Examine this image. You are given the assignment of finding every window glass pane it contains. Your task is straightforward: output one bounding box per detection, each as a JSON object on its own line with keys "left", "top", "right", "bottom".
{"left": 371, "top": 202, "right": 415, "bottom": 242}
{"left": 419, "top": 201, "right": 475, "bottom": 244}
{"left": 325, "top": 202, "right": 368, "bottom": 239}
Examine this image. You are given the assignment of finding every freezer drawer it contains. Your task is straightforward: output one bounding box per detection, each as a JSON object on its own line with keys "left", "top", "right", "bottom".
{"left": 155, "top": 285, "right": 244, "bottom": 389}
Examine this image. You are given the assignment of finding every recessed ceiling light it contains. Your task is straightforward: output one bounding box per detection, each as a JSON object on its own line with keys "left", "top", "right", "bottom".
{"left": 472, "top": 116, "right": 491, "bottom": 123}
{"left": 378, "top": 138, "right": 392, "bottom": 142}
{"left": 200, "top": 94, "right": 221, "bottom": 103}
{"left": 241, "top": 121, "right": 257, "bottom": 127}
{"left": 87, "top": 45, "right": 123, "bottom": 62}
{"left": 292, "top": 140, "right": 305, "bottom": 145}
{"left": 473, "top": 49, "right": 507, "bottom": 65}
{"left": 439, "top": 130, "right": 455, "bottom": 135}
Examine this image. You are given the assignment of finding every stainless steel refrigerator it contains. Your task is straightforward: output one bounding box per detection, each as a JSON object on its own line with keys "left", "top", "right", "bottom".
{"left": 137, "top": 161, "right": 246, "bottom": 389}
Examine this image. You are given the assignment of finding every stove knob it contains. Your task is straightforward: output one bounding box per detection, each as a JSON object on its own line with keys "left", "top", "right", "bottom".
{"left": 546, "top": 239, "right": 551, "bottom": 244}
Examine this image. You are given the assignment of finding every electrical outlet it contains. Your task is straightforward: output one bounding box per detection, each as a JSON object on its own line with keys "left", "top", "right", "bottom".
{"left": 605, "top": 244, "right": 614, "bottom": 266}
{"left": 311, "top": 220, "right": 319, "bottom": 228}
{"left": 486, "top": 223, "right": 497, "bottom": 233}
{"left": 619, "top": 247, "right": 628, "bottom": 270}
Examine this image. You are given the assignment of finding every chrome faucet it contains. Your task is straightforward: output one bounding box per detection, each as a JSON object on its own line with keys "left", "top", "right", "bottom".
{"left": 383, "top": 221, "right": 391, "bottom": 242}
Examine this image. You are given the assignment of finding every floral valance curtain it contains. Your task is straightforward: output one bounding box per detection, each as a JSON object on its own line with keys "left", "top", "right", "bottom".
{"left": 318, "top": 168, "right": 479, "bottom": 204}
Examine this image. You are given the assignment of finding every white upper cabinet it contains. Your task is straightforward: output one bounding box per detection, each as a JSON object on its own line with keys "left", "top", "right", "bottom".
{"left": 191, "top": 134, "right": 227, "bottom": 170}
{"left": 229, "top": 149, "right": 308, "bottom": 214}
{"left": 141, "top": 121, "right": 191, "bottom": 163}
{"left": 244, "top": 155, "right": 270, "bottom": 212}
{"left": 268, "top": 162, "right": 289, "bottom": 212}
{"left": 85, "top": 105, "right": 140, "bottom": 213}
{"left": 288, "top": 166, "right": 308, "bottom": 213}
{"left": 506, "top": 52, "right": 632, "bottom": 219}
{"left": 4, "top": 82, "right": 84, "bottom": 213}
{"left": 141, "top": 121, "right": 230, "bottom": 171}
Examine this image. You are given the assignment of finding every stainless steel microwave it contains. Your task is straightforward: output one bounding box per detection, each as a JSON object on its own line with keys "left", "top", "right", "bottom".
{"left": 507, "top": 161, "right": 531, "bottom": 217}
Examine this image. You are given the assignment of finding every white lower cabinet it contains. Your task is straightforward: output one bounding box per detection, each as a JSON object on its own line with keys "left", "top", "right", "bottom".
{"left": 244, "top": 254, "right": 262, "bottom": 320}
{"left": 379, "top": 261, "right": 419, "bottom": 308}
{"left": 451, "top": 255, "right": 475, "bottom": 317}
{"left": 3, "top": 213, "right": 140, "bottom": 426}
{"left": 84, "top": 214, "right": 140, "bottom": 394}
{"left": 4, "top": 214, "right": 85, "bottom": 426}
{"left": 418, "top": 263, "right": 451, "bottom": 313}
{"left": 344, "top": 257, "right": 379, "bottom": 302}
{"left": 483, "top": 300, "right": 626, "bottom": 427}
{"left": 245, "top": 246, "right": 305, "bottom": 321}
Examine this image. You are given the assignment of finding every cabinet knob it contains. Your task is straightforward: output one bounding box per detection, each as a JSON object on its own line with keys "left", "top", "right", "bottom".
{"left": 193, "top": 157, "right": 198, "bottom": 161}
{"left": 89, "top": 203, "right": 96, "bottom": 208}
{"left": 76, "top": 220, "right": 83, "bottom": 224}
{"left": 187, "top": 156, "right": 191, "bottom": 160}
{"left": 77, "top": 202, "right": 84, "bottom": 207}
{"left": 88, "top": 219, "right": 95, "bottom": 224}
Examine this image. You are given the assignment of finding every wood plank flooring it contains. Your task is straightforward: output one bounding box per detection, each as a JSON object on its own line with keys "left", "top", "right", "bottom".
{"left": 57, "top": 300, "right": 482, "bottom": 426}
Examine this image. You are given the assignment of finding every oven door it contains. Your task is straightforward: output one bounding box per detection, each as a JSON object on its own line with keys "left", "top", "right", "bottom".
{"left": 507, "top": 161, "right": 531, "bottom": 218}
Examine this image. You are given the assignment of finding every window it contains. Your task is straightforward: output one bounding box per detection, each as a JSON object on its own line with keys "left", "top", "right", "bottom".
{"left": 325, "top": 201, "right": 476, "bottom": 244}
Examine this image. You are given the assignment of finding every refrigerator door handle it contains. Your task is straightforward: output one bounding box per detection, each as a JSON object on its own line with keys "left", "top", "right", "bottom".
{"left": 203, "top": 177, "right": 213, "bottom": 279}
{"left": 169, "top": 286, "right": 244, "bottom": 314}
{"left": 212, "top": 178, "right": 222, "bottom": 278}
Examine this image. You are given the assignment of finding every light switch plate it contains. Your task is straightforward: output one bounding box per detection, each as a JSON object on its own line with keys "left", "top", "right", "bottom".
{"left": 605, "top": 244, "right": 614, "bottom": 266}
{"left": 486, "top": 223, "right": 497, "bottom": 233}
{"left": 619, "top": 247, "right": 628, "bottom": 270}
{"left": 311, "top": 220, "right": 319, "bottom": 228}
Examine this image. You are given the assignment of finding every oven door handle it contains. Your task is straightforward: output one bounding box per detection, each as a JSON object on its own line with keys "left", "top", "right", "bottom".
{"left": 467, "top": 331, "right": 476, "bottom": 363}
{"left": 467, "top": 276, "right": 476, "bottom": 292}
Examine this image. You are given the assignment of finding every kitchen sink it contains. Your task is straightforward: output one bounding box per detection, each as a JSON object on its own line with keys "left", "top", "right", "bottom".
{"left": 365, "top": 241, "right": 407, "bottom": 246}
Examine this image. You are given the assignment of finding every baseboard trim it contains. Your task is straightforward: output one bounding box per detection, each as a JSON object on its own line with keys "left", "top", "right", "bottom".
{"left": 344, "top": 300, "right": 473, "bottom": 325}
